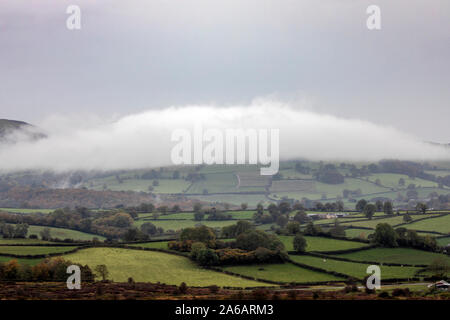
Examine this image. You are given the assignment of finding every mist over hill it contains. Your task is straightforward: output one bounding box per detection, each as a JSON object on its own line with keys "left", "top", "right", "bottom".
{"left": 0, "top": 119, "right": 46, "bottom": 144}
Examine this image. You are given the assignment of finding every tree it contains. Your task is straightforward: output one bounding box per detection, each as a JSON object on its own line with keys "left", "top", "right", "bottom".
{"left": 256, "top": 203, "right": 264, "bottom": 215}
{"left": 190, "top": 242, "right": 207, "bottom": 260}
{"left": 383, "top": 201, "right": 393, "bottom": 215}
{"left": 403, "top": 213, "right": 412, "bottom": 223}
{"left": 241, "top": 203, "right": 248, "bottom": 210}
{"left": 416, "top": 203, "right": 427, "bottom": 214}
{"left": 180, "top": 226, "right": 216, "bottom": 247}
{"left": 363, "top": 204, "right": 376, "bottom": 220}
{"left": 278, "top": 202, "right": 291, "bottom": 214}
{"left": 13, "top": 223, "right": 28, "bottom": 238}
{"left": 329, "top": 219, "right": 345, "bottom": 237}
{"left": 140, "top": 222, "right": 157, "bottom": 236}
{"left": 356, "top": 199, "right": 367, "bottom": 212}
{"left": 304, "top": 221, "right": 322, "bottom": 236}
{"left": 293, "top": 234, "right": 307, "bottom": 253}
{"left": 194, "top": 212, "right": 205, "bottom": 221}
{"left": 236, "top": 230, "right": 284, "bottom": 252}
{"left": 398, "top": 178, "right": 405, "bottom": 186}
{"left": 123, "top": 228, "right": 140, "bottom": 241}
{"left": 94, "top": 264, "right": 109, "bottom": 281}
{"left": 375, "top": 200, "right": 383, "bottom": 211}
{"left": 427, "top": 257, "right": 450, "bottom": 278}
{"left": 40, "top": 227, "right": 51, "bottom": 241}
{"left": 285, "top": 222, "right": 301, "bottom": 235}
{"left": 276, "top": 215, "right": 289, "bottom": 227}
{"left": 193, "top": 203, "right": 202, "bottom": 213}
{"left": 221, "top": 221, "right": 253, "bottom": 238}
{"left": 293, "top": 211, "right": 309, "bottom": 224}
{"left": 196, "top": 248, "right": 219, "bottom": 266}
{"left": 373, "top": 223, "right": 398, "bottom": 247}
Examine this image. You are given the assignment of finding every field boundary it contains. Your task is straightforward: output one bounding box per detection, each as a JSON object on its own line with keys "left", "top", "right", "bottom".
{"left": 302, "top": 251, "right": 428, "bottom": 268}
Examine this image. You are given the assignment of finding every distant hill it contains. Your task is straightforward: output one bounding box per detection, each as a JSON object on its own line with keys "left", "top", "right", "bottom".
{"left": 0, "top": 119, "right": 46, "bottom": 142}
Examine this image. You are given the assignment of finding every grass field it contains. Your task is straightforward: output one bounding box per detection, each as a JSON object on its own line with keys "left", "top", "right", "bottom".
{"left": 24, "top": 225, "right": 106, "bottom": 241}
{"left": 332, "top": 248, "right": 450, "bottom": 266}
{"left": 0, "top": 256, "right": 43, "bottom": 266}
{"left": 344, "top": 228, "right": 374, "bottom": 239}
{"left": 185, "top": 194, "right": 269, "bottom": 206}
{"left": 0, "top": 208, "right": 53, "bottom": 214}
{"left": 86, "top": 176, "right": 191, "bottom": 193}
{"left": 222, "top": 263, "right": 344, "bottom": 283}
{"left": 133, "top": 219, "right": 237, "bottom": 231}
{"left": 128, "top": 241, "right": 170, "bottom": 250}
{"left": 63, "top": 247, "right": 268, "bottom": 287}
{"left": 289, "top": 255, "right": 421, "bottom": 279}
{"left": 424, "top": 170, "right": 450, "bottom": 178}
{"left": 138, "top": 210, "right": 256, "bottom": 220}
{"left": 436, "top": 237, "right": 450, "bottom": 247}
{"left": 187, "top": 172, "right": 238, "bottom": 194}
{"left": 405, "top": 214, "right": 450, "bottom": 234}
{"left": 338, "top": 215, "right": 422, "bottom": 229}
{"left": 0, "top": 246, "right": 78, "bottom": 256}
{"left": 0, "top": 238, "right": 56, "bottom": 245}
{"left": 278, "top": 236, "right": 370, "bottom": 252}
{"left": 366, "top": 173, "right": 439, "bottom": 189}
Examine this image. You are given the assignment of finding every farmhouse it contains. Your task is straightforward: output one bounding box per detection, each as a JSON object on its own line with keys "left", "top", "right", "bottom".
{"left": 428, "top": 280, "right": 450, "bottom": 290}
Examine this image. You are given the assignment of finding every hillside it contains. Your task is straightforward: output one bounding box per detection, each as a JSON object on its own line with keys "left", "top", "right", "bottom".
{"left": 0, "top": 119, "right": 46, "bottom": 142}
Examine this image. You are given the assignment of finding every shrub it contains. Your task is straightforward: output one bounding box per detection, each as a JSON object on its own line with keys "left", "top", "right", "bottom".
{"left": 178, "top": 282, "right": 188, "bottom": 294}
{"left": 392, "top": 288, "right": 411, "bottom": 297}
{"left": 293, "top": 234, "right": 307, "bottom": 253}
{"left": 252, "top": 288, "right": 269, "bottom": 300}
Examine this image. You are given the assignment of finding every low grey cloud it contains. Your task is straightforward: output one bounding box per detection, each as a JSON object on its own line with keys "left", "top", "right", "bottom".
{"left": 0, "top": 100, "right": 449, "bottom": 173}
{"left": 0, "top": 0, "right": 449, "bottom": 142}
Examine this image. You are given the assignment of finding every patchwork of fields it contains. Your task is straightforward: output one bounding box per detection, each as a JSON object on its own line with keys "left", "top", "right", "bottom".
{"left": 63, "top": 247, "right": 269, "bottom": 287}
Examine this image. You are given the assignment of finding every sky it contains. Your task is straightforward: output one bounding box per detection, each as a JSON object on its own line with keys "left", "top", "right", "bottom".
{"left": 0, "top": 0, "right": 449, "bottom": 154}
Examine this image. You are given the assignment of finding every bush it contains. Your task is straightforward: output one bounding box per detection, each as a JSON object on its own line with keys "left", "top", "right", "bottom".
{"left": 293, "top": 234, "right": 307, "bottom": 253}
{"left": 178, "top": 282, "right": 188, "bottom": 294}
{"left": 236, "top": 230, "right": 284, "bottom": 252}
{"left": 252, "top": 288, "right": 269, "bottom": 300}
{"left": 392, "top": 288, "right": 411, "bottom": 297}
{"left": 209, "top": 285, "right": 219, "bottom": 294}
{"left": 373, "top": 223, "right": 398, "bottom": 247}
{"left": 196, "top": 248, "right": 219, "bottom": 266}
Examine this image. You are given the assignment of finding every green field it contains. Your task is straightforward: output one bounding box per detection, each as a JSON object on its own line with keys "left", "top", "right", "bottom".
{"left": 24, "top": 225, "right": 106, "bottom": 241}
{"left": 0, "top": 208, "right": 53, "bottom": 214}
{"left": 86, "top": 176, "right": 191, "bottom": 193}
{"left": 366, "top": 173, "right": 439, "bottom": 189}
{"left": 344, "top": 228, "right": 374, "bottom": 239}
{"left": 405, "top": 214, "right": 450, "bottom": 234}
{"left": 185, "top": 194, "right": 269, "bottom": 206}
{"left": 133, "top": 219, "right": 238, "bottom": 231}
{"left": 278, "top": 236, "right": 370, "bottom": 252}
{"left": 332, "top": 248, "right": 450, "bottom": 266}
{"left": 339, "top": 215, "right": 422, "bottom": 229}
{"left": 0, "top": 238, "right": 56, "bottom": 245}
{"left": 290, "top": 255, "right": 421, "bottom": 279}
{"left": 63, "top": 247, "right": 269, "bottom": 287}
{"left": 222, "top": 263, "right": 344, "bottom": 283}
{"left": 0, "top": 246, "right": 78, "bottom": 256}
{"left": 128, "top": 241, "right": 170, "bottom": 250}
{"left": 0, "top": 256, "right": 43, "bottom": 266}
{"left": 187, "top": 173, "right": 239, "bottom": 194}
{"left": 425, "top": 170, "right": 450, "bottom": 178}
{"left": 436, "top": 237, "right": 450, "bottom": 247}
